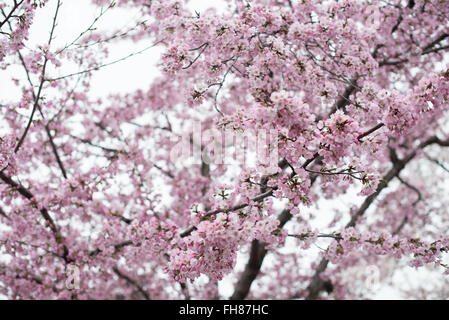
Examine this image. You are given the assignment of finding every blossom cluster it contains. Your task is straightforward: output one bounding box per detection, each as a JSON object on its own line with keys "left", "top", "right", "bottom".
{"left": 294, "top": 227, "right": 449, "bottom": 271}
{"left": 0, "top": 1, "right": 47, "bottom": 64}
{"left": 0, "top": 134, "right": 15, "bottom": 170}
{"left": 1, "top": 0, "right": 449, "bottom": 300}
{"left": 165, "top": 211, "right": 285, "bottom": 283}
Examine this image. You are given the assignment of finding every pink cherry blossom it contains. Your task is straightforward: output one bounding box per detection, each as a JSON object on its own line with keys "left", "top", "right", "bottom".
{"left": 0, "top": 0, "right": 449, "bottom": 300}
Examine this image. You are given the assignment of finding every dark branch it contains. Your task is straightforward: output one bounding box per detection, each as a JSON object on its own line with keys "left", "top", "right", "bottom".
{"left": 113, "top": 266, "right": 151, "bottom": 300}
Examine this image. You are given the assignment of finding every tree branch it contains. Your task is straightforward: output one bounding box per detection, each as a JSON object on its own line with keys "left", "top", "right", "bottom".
{"left": 303, "top": 135, "right": 449, "bottom": 299}
{"left": 230, "top": 208, "right": 292, "bottom": 300}
{"left": 14, "top": 0, "right": 62, "bottom": 153}
{"left": 0, "top": 171, "right": 71, "bottom": 263}
{"left": 113, "top": 266, "right": 151, "bottom": 300}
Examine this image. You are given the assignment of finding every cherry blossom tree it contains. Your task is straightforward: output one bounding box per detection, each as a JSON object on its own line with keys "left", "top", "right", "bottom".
{"left": 1, "top": 0, "right": 449, "bottom": 300}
